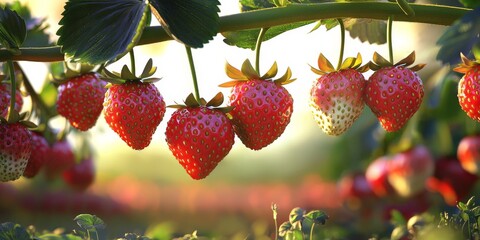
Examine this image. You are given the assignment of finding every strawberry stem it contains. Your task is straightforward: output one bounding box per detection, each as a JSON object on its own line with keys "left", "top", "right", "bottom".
{"left": 185, "top": 46, "right": 201, "bottom": 104}
{"left": 255, "top": 27, "right": 269, "bottom": 73}
{"left": 387, "top": 16, "right": 394, "bottom": 63}
{"left": 14, "top": 62, "right": 52, "bottom": 120}
{"left": 5, "top": 60, "right": 17, "bottom": 122}
{"left": 336, "top": 18, "right": 345, "bottom": 70}
{"left": 129, "top": 49, "right": 136, "bottom": 76}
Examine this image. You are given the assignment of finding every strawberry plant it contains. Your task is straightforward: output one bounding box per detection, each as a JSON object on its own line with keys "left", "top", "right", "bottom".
{"left": 0, "top": 0, "right": 479, "bottom": 239}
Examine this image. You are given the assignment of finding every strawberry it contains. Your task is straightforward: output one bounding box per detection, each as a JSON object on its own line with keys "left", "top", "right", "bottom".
{"left": 0, "top": 82, "right": 23, "bottom": 118}
{"left": 23, "top": 131, "right": 49, "bottom": 178}
{"left": 57, "top": 72, "right": 106, "bottom": 131}
{"left": 309, "top": 53, "right": 368, "bottom": 135}
{"left": 426, "top": 156, "right": 477, "bottom": 205}
{"left": 365, "top": 156, "right": 395, "bottom": 197}
{"left": 102, "top": 60, "right": 166, "bottom": 150}
{"left": 387, "top": 145, "right": 434, "bottom": 197}
{"left": 44, "top": 138, "right": 76, "bottom": 179}
{"left": 364, "top": 52, "right": 425, "bottom": 132}
{"left": 457, "top": 135, "right": 480, "bottom": 175}
{"left": 62, "top": 157, "right": 95, "bottom": 191}
{"left": 454, "top": 53, "right": 480, "bottom": 122}
{"left": 0, "top": 122, "right": 32, "bottom": 182}
{"left": 165, "top": 93, "right": 235, "bottom": 180}
{"left": 220, "top": 60, "right": 295, "bottom": 150}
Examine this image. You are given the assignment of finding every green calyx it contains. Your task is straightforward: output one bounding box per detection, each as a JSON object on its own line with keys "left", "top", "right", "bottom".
{"left": 168, "top": 92, "right": 234, "bottom": 114}
{"left": 0, "top": 110, "right": 37, "bottom": 128}
{"left": 101, "top": 58, "right": 161, "bottom": 85}
{"left": 310, "top": 53, "right": 368, "bottom": 75}
{"left": 453, "top": 52, "right": 480, "bottom": 74}
{"left": 51, "top": 62, "right": 97, "bottom": 84}
{"left": 219, "top": 59, "right": 295, "bottom": 87}
{"left": 368, "top": 51, "right": 426, "bottom": 71}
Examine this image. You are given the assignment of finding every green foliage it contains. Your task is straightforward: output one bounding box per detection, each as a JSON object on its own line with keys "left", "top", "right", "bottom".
{"left": 223, "top": 21, "right": 313, "bottom": 49}
{"left": 149, "top": 0, "right": 220, "bottom": 48}
{"left": 0, "top": 5, "right": 26, "bottom": 51}
{"left": 437, "top": 7, "right": 480, "bottom": 65}
{"left": 0, "top": 222, "right": 30, "bottom": 240}
{"left": 459, "top": 0, "right": 480, "bottom": 8}
{"left": 56, "top": 0, "right": 150, "bottom": 64}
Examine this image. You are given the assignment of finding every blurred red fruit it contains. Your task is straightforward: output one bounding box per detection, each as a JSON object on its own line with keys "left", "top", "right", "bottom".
{"left": 23, "top": 132, "right": 49, "bottom": 178}
{"left": 457, "top": 135, "right": 480, "bottom": 175}
{"left": 365, "top": 156, "right": 395, "bottom": 197}
{"left": 62, "top": 157, "right": 95, "bottom": 191}
{"left": 338, "top": 172, "right": 376, "bottom": 210}
{"left": 388, "top": 145, "right": 434, "bottom": 197}
{"left": 44, "top": 139, "right": 76, "bottom": 179}
{"left": 382, "top": 191, "right": 430, "bottom": 221}
{"left": 426, "top": 156, "right": 478, "bottom": 205}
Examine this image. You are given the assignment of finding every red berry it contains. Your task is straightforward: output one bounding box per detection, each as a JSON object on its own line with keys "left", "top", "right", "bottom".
{"left": 165, "top": 107, "right": 235, "bottom": 180}
{"left": 0, "top": 83, "right": 23, "bottom": 118}
{"left": 23, "top": 131, "right": 49, "bottom": 178}
{"left": 62, "top": 157, "right": 95, "bottom": 191}
{"left": 228, "top": 79, "right": 293, "bottom": 150}
{"left": 0, "top": 123, "right": 32, "bottom": 182}
{"left": 426, "top": 156, "right": 477, "bottom": 205}
{"left": 364, "top": 66, "right": 424, "bottom": 132}
{"left": 365, "top": 156, "right": 395, "bottom": 197}
{"left": 338, "top": 172, "right": 375, "bottom": 201}
{"left": 44, "top": 139, "right": 76, "bottom": 179}
{"left": 457, "top": 135, "right": 480, "bottom": 174}
{"left": 57, "top": 73, "right": 107, "bottom": 131}
{"left": 458, "top": 66, "right": 480, "bottom": 121}
{"left": 104, "top": 81, "right": 166, "bottom": 150}
{"left": 388, "top": 146, "right": 434, "bottom": 197}
{"left": 310, "top": 68, "right": 366, "bottom": 135}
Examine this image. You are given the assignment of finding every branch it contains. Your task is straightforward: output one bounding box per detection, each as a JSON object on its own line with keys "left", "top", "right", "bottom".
{"left": 0, "top": 2, "right": 470, "bottom": 63}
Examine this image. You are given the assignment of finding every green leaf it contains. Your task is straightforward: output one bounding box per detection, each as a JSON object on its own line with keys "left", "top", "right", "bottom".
{"left": 345, "top": 19, "right": 386, "bottom": 45}
{"left": 304, "top": 210, "right": 328, "bottom": 225}
{"left": 289, "top": 207, "right": 305, "bottom": 225}
{"left": 74, "top": 214, "right": 106, "bottom": 231}
{"left": 0, "top": 222, "right": 30, "bottom": 240}
{"left": 437, "top": 8, "right": 480, "bottom": 65}
{"left": 149, "top": 0, "right": 220, "bottom": 48}
{"left": 57, "top": 0, "right": 150, "bottom": 64}
{"left": 241, "top": 59, "right": 260, "bottom": 79}
{"left": 240, "top": 0, "right": 275, "bottom": 11}
{"left": 223, "top": 21, "right": 313, "bottom": 50}
{"left": 278, "top": 222, "right": 292, "bottom": 237}
{"left": 1, "top": 1, "right": 52, "bottom": 47}
{"left": 390, "top": 210, "right": 407, "bottom": 226}
{"left": 459, "top": 0, "right": 480, "bottom": 8}
{"left": 0, "top": 5, "right": 26, "bottom": 50}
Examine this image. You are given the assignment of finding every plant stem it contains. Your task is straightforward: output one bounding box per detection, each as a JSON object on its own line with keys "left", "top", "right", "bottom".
{"left": 387, "top": 16, "right": 394, "bottom": 63}
{"left": 13, "top": 62, "right": 52, "bottom": 119}
{"left": 0, "top": 3, "right": 469, "bottom": 63}
{"left": 185, "top": 46, "right": 201, "bottom": 104}
{"left": 129, "top": 50, "right": 136, "bottom": 76}
{"left": 255, "top": 27, "right": 269, "bottom": 73}
{"left": 6, "top": 60, "right": 17, "bottom": 122}
{"left": 336, "top": 19, "right": 345, "bottom": 70}
{"left": 310, "top": 223, "right": 316, "bottom": 240}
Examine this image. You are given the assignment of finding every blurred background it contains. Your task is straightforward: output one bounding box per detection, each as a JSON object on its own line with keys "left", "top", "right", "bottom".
{"left": 1, "top": 0, "right": 478, "bottom": 239}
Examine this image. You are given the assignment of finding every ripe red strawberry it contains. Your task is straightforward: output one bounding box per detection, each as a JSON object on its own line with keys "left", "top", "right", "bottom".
{"left": 23, "top": 131, "right": 49, "bottom": 178}
{"left": 0, "top": 122, "right": 32, "bottom": 182}
{"left": 165, "top": 93, "right": 235, "bottom": 180}
{"left": 57, "top": 73, "right": 106, "bottom": 131}
{"left": 220, "top": 60, "right": 294, "bottom": 150}
{"left": 0, "top": 82, "right": 23, "bottom": 118}
{"left": 426, "top": 156, "right": 477, "bottom": 205}
{"left": 62, "top": 157, "right": 95, "bottom": 191}
{"left": 457, "top": 135, "right": 480, "bottom": 174}
{"left": 310, "top": 54, "right": 367, "bottom": 135}
{"left": 455, "top": 53, "right": 480, "bottom": 122}
{"left": 387, "top": 145, "right": 434, "bottom": 197}
{"left": 44, "top": 138, "right": 76, "bottom": 179}
{"left": 364, "top": 52, "right": 425, "bottom": 132}
{"left": 102, "top": 60, "right": 166, "bottom": 150}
